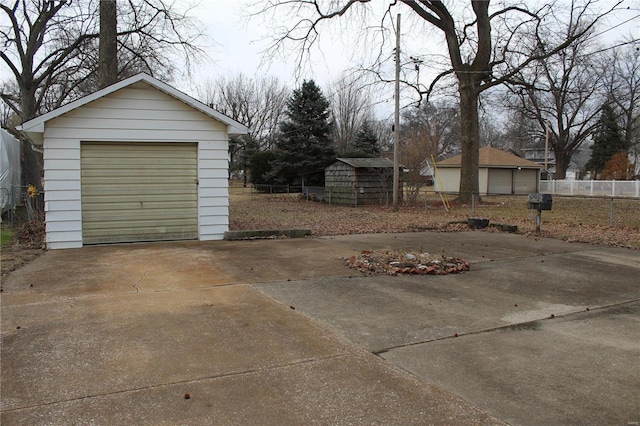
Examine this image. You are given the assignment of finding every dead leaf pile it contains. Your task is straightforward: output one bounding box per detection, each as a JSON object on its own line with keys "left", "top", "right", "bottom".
{"left": 345, "top": 249, "right": 470, "bottom": 276}
{"left": 12, "top": 220, "right": 46, "bottom": 249}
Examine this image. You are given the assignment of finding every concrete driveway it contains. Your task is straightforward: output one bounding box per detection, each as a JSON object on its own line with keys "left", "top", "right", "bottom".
{"left": 1, "top": 232, "right": 638, "bottom": 425}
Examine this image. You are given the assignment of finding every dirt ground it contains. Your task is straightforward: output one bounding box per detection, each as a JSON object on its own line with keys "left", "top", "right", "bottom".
{"left": 228, "top": 191, "right": 640, "bottom": 250}
{"left": 1, "top": 246, "right": 44, "bottom": 282}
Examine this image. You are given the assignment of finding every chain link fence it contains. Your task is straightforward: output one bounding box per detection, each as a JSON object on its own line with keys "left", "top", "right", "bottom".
{"left": 424, "top": 192, "right": 640, "bottom": 229}
{"left": 1, "top": 185, "right": 44, "bottom": 226}
{"left": 239, "top": 184, "right": 639, "bottom": 230}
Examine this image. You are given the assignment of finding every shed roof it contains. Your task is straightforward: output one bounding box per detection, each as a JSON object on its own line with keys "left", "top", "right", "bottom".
{"left": 437, "top": 147, "right": 542, "bottom": 169}
{"left": 334, "top": 157, "right": 397, "bottom": 168}
{"left": 18, "top": 73, "right": 248, "bottom": 144}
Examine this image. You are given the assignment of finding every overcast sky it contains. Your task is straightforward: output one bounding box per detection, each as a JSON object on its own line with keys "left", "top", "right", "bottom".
{"left": 177, "top": 1, "right": 356, "bottom": 95}
{"left": 178, "top": 0, "right": 639, "bottom": 117}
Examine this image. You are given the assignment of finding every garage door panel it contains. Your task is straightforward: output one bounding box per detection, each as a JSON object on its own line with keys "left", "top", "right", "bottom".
{"left": 82, "top": 212, "right": 197, "bottom": 226}
{"left": 82, "top": 206, "right": 197, "bottom": 221}
{"left": 82, "top": 197, "right": 198, "bottom": 207}
{"left": 81, "top": 142, "right": 198, "bottom": 244}
{"left": 488, "top": 169, "right": 513, "bottom": 195}
{"left": 81, "top": 178, "right": 197, "bottom": 188}
{"left": 514, "top": 169, "right": 538, "bottom": 193}
{"left": 81, "top": 159, "right": 197, "bottom": 169}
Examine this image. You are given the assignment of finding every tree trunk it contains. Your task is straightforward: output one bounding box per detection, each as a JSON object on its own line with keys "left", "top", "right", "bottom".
{"left": 98, "top": 0, "right": 118, "bottom": 89}
{"left": 457, "top": 78, "right": 480, "bottom": 203}
{"left": 554, "top": 149, "right": 568, "bottom": 179}
{"left": 20, "top": 81, "right": 43, "bottom": 189}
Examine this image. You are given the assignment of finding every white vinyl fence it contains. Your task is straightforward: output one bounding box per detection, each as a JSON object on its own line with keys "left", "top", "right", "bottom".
{"left": 540, "top": 180, "right": 640, "bottom": 198}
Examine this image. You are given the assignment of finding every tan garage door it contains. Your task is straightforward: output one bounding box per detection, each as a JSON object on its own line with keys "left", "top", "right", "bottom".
{"left": 81, "top": 142, "right": 198, "bottom": 244}
{"left": 488, "top": 168, "right": 513, "bottom": 195}
{"left": 514, "top": 169, "right": 538, "bottom": 194}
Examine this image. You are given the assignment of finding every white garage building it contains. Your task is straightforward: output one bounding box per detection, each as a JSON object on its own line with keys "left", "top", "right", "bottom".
{"left": 434, "top": 146, "right": 542, "bottom": 195}
{"left": 18, "top": 73, "right": 247, "bottom": 249}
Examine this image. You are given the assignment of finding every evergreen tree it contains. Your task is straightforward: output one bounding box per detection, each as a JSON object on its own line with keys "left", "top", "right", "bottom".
{"left": 269, "top": 80, "right": 335, "bottom": 184}
{"left": 249, "top": 150, "right": 278, "bottom": 185}
{"left": 587, "top": 103, "right": 627, "bottom": 176}
{"left": 350, "top": 120, "right": 380, "bottom": 157}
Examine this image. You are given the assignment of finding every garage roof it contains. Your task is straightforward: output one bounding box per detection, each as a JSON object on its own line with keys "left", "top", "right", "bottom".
{"left": 437, "top": 147, "right": 542, "bottom": 169}
{"left": 335, "top": 157, "right": 397, "bottom": 168}
{"left": 18, "top": 73, "right": 248, "bottom": 143}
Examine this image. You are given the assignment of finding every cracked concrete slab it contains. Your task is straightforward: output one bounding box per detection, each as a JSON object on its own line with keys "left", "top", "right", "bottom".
{"left": 2, "top": 232, "right": 638, "bottom": 425}
{"left": 380, "top": 302, "right": 640, "bottom": 426}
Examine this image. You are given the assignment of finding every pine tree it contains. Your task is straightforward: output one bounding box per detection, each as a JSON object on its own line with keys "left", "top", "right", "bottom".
{"left": 269, "top": 80, "right": 335, "bottom": 185}
{"left": 587, "top": 103, "right": 627, "bottom": 176}
{"left": 350, "top": 120, "right": 380, "bottom": 157}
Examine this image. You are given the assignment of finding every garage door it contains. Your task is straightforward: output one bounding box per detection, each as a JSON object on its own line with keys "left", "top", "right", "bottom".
{"left": 514, "top": 169, "right": 538, "bottom": 194}
{"left": 488, "top": 169, "right": 513, "bottom": 195}
{"left": 81, "top": 142, "right": 198, "bottom": 244}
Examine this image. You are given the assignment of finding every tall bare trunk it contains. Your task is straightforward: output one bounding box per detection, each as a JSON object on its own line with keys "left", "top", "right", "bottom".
{"left": 20, "top": 81, "right": 43, "bottom": 189}
{"left": 458, "top": 79, "right": 480, "bottom": 203}
{"left": 98, "top": 0, "right": 117, "bottom": 89}
{"left": 554, "top": 150, "right": 568, "bottom": 179}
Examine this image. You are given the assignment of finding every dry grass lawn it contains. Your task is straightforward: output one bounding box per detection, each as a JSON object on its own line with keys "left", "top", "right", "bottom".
{"left": 229, "top": 183, "right": 640, "bottom": 249}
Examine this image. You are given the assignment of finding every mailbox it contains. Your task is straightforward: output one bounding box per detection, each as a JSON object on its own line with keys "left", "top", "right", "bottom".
{"left": 528, "top": 193, "right": 553, "bottom": 210}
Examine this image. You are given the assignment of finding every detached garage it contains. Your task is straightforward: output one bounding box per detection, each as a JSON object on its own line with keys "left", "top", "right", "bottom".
{"left": 434, "top": 147, "right": 542, "bottom": 195}
{"left": 18, "top": 73, "right": 247, "bottom": 249}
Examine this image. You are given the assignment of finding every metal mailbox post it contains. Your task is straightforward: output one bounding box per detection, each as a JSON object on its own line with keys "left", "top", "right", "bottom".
{"left": 528, "top": 193, "right": 553, "bottom": 233}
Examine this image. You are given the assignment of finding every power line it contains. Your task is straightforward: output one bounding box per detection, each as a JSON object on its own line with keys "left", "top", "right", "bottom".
{"left": 586, "top": 14, "right": 640, "bottom": 42}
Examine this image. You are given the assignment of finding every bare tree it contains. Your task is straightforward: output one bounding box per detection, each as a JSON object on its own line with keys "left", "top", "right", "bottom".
{"left": 402, "top": 101, "right": 460, "bottom": 159}
{"left": 401, "top": 100, "right": 459, "bottom": 201}
{"left": 371, "top": 117, "right": 394, "bottom": 153}
{"left": 200, "top": 74, "right": 289, "bottom": 184}
{"left": 328, "top": 73, "right": 374, "bottom": 154}
{"left": 1, "top": 0, "right": 204, "bottom": 120}
{"left": 252, "top": 0, "right": 622, "bottom": 201}
{"left": 506, "top": 27, "right": 607, "bottom": 179}
{"left": 603, "top": 39, "right": 640, "bottom": 173}
{"left": 1, "top": 0, "right": 205, "bottom": 186}
{"left": 498, "top": 108, "right": 541, "bottom": 154}
{"left": 202, "top": 74, "right": 289, "bottom": 149}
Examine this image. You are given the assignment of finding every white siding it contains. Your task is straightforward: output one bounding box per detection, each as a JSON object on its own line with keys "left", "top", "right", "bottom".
{"left": 433, "top": 167, "right": 489, "bottom": 195}
{"left": 478, "top": 168, "right": 489, "bottom": 195}
{"left": 434, "top": 168, "right": 461, "bottom": 193}
{"left": 42, "top": 82, "right": 229, "bottom": 249}
{"left": 198, "top": 142, "right": 228, "bottom": 241}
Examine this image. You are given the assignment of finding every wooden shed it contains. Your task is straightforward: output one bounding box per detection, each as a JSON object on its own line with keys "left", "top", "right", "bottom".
{"left": 18, "top": 73, "right": 247, "bottom": 249}
{"left": 434, "top": 147, "right": 542, "bottom": 195}
{"left": 325, "top": 157, "right": 401, "bottom": 205}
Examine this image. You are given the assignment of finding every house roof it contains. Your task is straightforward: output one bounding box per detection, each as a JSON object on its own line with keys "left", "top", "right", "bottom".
{"left": 436, "top": 146, "right": 542, "bottom": 169}
{"left": 334, "top": 157, "right": 397, "bottom": 168}
{"left": 18, "top": 73, "right": 248, "bottom": 143}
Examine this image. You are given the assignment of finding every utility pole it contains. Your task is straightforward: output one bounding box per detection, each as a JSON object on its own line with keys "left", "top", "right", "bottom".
{"left": 393, "top": 13, "right": 401, "bottom": 211}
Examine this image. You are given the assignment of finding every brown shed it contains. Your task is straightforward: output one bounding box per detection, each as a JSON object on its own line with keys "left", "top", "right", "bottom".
{"left": 325, "top": 157, "right": 402, "bottom": 205}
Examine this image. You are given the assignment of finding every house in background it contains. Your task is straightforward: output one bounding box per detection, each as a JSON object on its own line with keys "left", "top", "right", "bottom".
{"left": 434, "top": 146, "right": 542, "bottom": 195}
{"left": 325, "top": 157, "right": 401, "bottom": 205}
{"left": 18, "top": 73, "right": 247, "bottom": 249}
{"left": 522, "top": 147, "right": 590, "bottom": 180}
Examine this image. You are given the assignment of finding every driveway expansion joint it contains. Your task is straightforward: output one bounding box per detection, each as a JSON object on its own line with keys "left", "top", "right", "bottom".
{"left": 1, "top": 353, "right": 351, "bottom": 414}
{"left": 372, "top": 298, "right": 640, "bottom": 356}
